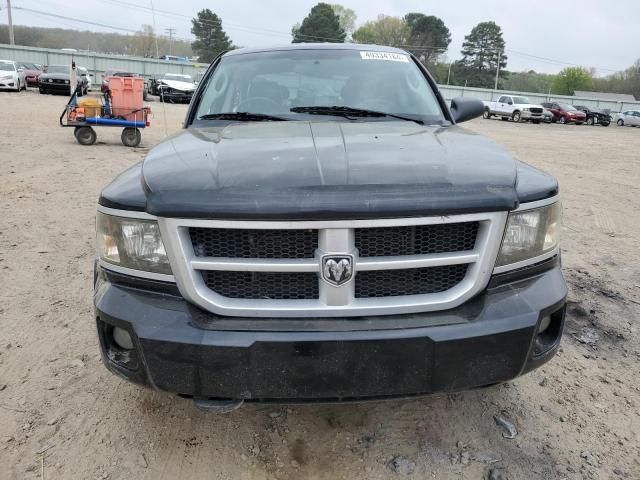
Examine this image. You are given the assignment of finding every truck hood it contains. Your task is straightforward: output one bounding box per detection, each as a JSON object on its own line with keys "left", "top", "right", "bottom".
{"left": 142, "top": 121, "right": 520, "bottom": 219}
{"left": 159, "top": 79, "right": 195, "bottom": 92}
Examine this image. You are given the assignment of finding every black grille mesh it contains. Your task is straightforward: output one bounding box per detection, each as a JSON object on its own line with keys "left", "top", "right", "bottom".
{"left": 201, "top": 271, "right": 319, "bottom": 299}
{"left": 355, "top": 265, "right": 468, "bottom": 298}
{"left": 355, "top": 222, "right": 479, "bottom": 257}
{"left": 190, "top": 228, "right": 317, "bottom": 259}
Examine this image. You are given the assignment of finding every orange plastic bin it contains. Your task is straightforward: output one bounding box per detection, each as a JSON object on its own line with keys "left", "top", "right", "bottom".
{"left": 108, "top": 76, "right": 145, "bottom": 121}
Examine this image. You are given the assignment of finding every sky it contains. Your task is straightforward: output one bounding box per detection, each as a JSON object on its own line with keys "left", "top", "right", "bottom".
{"left": 4, "top": 0, "right": 640, "bottom": 76}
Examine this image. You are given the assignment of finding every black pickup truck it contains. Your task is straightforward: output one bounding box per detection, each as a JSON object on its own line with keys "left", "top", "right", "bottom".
{"left": 94, "top": 44, "right": 566, "bottom": 410}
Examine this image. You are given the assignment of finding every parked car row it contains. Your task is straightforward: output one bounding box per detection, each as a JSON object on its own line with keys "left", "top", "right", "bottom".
{"left": 480, "top": 95, "right": 634, "bottom": 128}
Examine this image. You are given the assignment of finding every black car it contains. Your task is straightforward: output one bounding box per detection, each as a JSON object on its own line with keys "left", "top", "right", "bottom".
{"left": 147, "top": 73, "right": 166, "bottom": 96}
{"left": 574, "top": 105, "right": 611, "bottom": 126}
{"left": 94, "top": 44, "right": 566, "bottom": 410}
{"left": 38, "top": 65, "right": 88, "bottom": 96}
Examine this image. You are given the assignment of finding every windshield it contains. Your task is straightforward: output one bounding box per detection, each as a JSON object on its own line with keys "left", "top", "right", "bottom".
{"left": 19, "top": 62, "right": 37, "bottom": 70}
{"left": 558, "top": 103, "right": 577, "bottom": 111}
{"left": 194, "top": 49, "right": 445, "bottom": 123}
{"left": 47, "top": 65, "right": 69, "bottom": 74}
{"left": 0, "top": 62, "right": 15, "bottom": 72}
{"left": 164, "top": 74, "right": 193, "bottom": 82}
{"left": 512, "top": 96, "right": 530, "bottom": 104}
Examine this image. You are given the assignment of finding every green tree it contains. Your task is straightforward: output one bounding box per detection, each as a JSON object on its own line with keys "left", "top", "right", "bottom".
{"left": 459, "top": 21, "right": 507, "bottom": 88}
{"left": 330, "top": 4, "right": 357, "bottom": 36}
{"left": 352, "top": 15, "right": 410, "bottom": 46}
{"left": 404, "top": 13, "right": 451, "bottom": 66}
{"left": 593, "top": 59, "right": 640, "bottom": 100}
{"left": 191, "top": 9, "right": 233, "bottom": 63}
{"left": 130, "top": 25, "right": 157, "bottom": 58}
{"left": 551, "top": 66, "right": 593, "bottom": 95}
{"left": 292, "top": 3, "right": 346, "bottom": 43}
{"left": 503, "top": 70, "right": 556, "bottom": 94}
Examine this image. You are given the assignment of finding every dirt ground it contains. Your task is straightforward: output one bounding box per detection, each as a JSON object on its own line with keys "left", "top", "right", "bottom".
{"left": 0, "top": 89, "right": 639, "bottom": 480}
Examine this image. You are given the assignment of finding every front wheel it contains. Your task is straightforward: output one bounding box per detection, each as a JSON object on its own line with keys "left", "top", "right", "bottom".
{"left": 559, "top": 116, "right": 566, "bottom": 124}
{"left": 482, "top": 109, "right": 491, "bottom": 119}
{"left": 586, "top": 117, "right": 594, "bottom": 125}
{"left": 74, "top": 126, "right": 97, "bottom": 146}
{"left": 121, "top": 128, "right": 141, "bottom": 147}
{"left": 617, "top": 119, "right": 624, "bottom": 126}
{"left": 512, "top": 111, "right": 522, "bottom": 123}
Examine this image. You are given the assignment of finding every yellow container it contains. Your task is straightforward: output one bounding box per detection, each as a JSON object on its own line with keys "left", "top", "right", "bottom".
{"left": 78, "top": 98, "right": 102, "bottom": 118}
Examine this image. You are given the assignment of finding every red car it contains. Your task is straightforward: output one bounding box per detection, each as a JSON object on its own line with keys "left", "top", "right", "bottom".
{"left": 541, "top": 102, "right": 587, "bottom": 125}
{"left": 17, "top": 62, "right": 43, "bottom": 87}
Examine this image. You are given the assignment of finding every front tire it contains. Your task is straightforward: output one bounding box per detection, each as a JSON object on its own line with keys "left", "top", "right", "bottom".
{"left": 559, "top": 116, "right": 566, "bottom": 124}
{"left": 121, "top": 128, "right": 141, "bottom": 147}
{"left": 617, "top": 119, "right": 624, "bottom": 126}
{"left": 483, "top": 109, "right": 491, "bottom": 119}
{"left": 74, "top": 126, "right": 97, "bottom": 146}
{"left": 586, "top": 117, "right": 594, "bottom": 125}
{"left": 512, "top": 111, "right": 522, "bottom": 123}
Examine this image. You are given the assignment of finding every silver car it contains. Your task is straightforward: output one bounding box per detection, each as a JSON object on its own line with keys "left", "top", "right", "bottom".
{"left": 613, "top": 110, "right": 640, "bottom": 127}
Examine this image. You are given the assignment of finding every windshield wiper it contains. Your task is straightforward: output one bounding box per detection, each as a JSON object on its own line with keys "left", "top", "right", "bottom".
{"left": 290, "top": 106, "right": 424, "bottom": 125}
{"left": 198, "top": 112, "right": 289, "bottom": 122}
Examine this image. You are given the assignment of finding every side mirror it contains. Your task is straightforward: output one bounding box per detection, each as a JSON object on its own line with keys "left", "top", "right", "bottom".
{"left": 508, "top": 101, "right": 513, "bottom": 105}
{"left": 450, "top": 97, "right": 485, "bottom": 124}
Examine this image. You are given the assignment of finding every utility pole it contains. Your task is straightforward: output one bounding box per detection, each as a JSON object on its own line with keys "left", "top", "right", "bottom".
{"left": 447, "top": 62, "right": 452, "bottom": 85}
{"left": 494, "top": 50, "right": 502, "bottom": 91}
{"left": 6, "top": 0, "right": 15, "bottom": 45}
{"left": 164, "top": 28, "right": 175, "bottom": 55}
{"left": 149, "top": 0, "right": 159, "bottom": 58}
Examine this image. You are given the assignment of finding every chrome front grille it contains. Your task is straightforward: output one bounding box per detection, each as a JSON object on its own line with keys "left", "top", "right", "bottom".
{"left": 354, "top": 264, "right": 469, "bottom": 298}
{"left": 201, "top": 271, "right": 319, "bottom": 299}
{"left": 355, "top": 223, "right": 479, "bottom": 257}
{"left": 159, "top": 212, "right": 507, "bottom": 318}
{"left": 190, "top": 227, "right": 317, "bottom": 259}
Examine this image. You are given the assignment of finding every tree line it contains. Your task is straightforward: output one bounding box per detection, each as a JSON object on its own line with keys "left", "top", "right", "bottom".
{"left": 0, "top": 24, "right": 193, "bottom": 58}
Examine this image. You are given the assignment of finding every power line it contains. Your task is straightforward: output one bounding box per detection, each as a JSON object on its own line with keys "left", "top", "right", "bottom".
{"left": 14, "top": 2, "right": 624, "bottom": 74}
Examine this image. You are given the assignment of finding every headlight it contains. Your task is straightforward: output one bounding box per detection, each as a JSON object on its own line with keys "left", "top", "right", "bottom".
{"left": 523, "top": 108, "right": 530, "bottom": 112}
{"left": 496, "top": 202, "right": 561, "bottom": 268}
{"left": 96, "top": 212, "right": 171, "bottom": 274}
{"left": 65, "top": 79, "right": 70, "bottom": 84}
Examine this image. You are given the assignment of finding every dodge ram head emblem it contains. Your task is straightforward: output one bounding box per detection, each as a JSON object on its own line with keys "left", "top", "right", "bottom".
{"left": 321, "top": 255, "right": 354, "bottom": 286}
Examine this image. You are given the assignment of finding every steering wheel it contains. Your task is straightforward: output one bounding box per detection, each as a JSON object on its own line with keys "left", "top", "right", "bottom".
{"left": 234, "top": 97, "right": 281, "bottom": 113}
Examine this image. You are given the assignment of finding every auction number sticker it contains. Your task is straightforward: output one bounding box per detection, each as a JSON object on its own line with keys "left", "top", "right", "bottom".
{"left": 360, "top": 51, "right": 410, "bottom": 63}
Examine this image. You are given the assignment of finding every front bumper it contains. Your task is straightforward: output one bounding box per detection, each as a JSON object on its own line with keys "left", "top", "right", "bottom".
{"left": 94, "top": 261, "right": 566, "bottom": 402}
{"left": 38, "top": 82, "right": 72, "bottom": 94}
{"left": 520, "top": 111, "right": 544, "bottom": 120}
{"left": 159, "top": 91, "right": 193, "bottom": 102}
{"left": 0, "top": 78, "right": 16, "bottom": 88}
